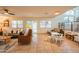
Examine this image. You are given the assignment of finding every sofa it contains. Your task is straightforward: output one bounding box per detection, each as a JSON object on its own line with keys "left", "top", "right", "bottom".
{"left": 18, "top": 29, "right": 32, "bottom": 45}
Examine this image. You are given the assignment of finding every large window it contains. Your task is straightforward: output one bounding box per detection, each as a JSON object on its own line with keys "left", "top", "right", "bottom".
{"left": 64, "top": 10, "right": 75, "bottom": 31}
{"left": 65, "top": 10, "right": 74, "bottom": 16}
{"left": 64, "top": 16, "right": 69, "bottom": 23}
{"left": 17, "top": 20, "right": 23, "bottom": 28}
{"left": 12, "top": 20, "right": 23, "bottom": 28}
{"left": 64, "top": 16, "right": 74, "bottom": 23}
{"left": 73, "top": 22, "right": 79, "bottom": 32}
{"left": 12, "top": 20, "right": 17, "bottom": 28}
{"left": 40, "top": 21, "right": 46, "bottom": 28}
{"left": 40, "top": 21, "right": 51, "bottom": 28}
{"left": 25, "top": 21, "right": 32, "bottom": 28}
{"left": 25, "top": 21, "right": 37, "bottom": 33}
{"left": 64, "top": 23, "right": 71, "bottom": 31}
{"left": 69, "top": 16, "right": 74, "bottom": 22}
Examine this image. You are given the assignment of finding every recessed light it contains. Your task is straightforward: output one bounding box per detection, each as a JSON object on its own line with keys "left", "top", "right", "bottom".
{"left": 54, "top": 11, "right": 60, "bottom": 15}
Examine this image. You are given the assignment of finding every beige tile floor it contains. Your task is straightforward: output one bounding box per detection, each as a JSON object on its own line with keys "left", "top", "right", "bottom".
{"left": 7, "top": 34, "right": 79, "bottom": 53}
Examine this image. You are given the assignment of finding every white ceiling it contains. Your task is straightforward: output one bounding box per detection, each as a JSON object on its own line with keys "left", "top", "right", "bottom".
{"left": 0, "top": 6, "right": 75, "bottom": 18}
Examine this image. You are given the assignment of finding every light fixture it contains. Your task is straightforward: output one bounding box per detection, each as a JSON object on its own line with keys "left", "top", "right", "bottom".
{"left": 54, "top": 11, "right": 60, "bottom": 15}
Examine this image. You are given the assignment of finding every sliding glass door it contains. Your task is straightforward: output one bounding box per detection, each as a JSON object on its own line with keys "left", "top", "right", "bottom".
{"left": 26, "top": 21, "right": 37, "bottom": 33}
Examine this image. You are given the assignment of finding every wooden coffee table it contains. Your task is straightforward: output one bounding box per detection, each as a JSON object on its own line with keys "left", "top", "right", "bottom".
{"left": 0, "top": 36, "right": 11, "bottom": 44}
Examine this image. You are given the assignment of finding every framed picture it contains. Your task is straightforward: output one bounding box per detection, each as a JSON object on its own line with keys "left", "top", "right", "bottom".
{"left": 4, "top": 20, "right": 9, "bottom": 27}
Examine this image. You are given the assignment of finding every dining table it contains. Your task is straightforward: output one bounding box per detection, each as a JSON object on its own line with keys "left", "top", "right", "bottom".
{"left": 51, "top": 32, "right": 60, "bottom": 36}
{"left": 50, "top": 32, "right": 63, "bottom": 43}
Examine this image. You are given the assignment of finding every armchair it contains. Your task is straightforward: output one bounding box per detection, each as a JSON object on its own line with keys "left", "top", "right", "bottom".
{"left": 18, "top": 29, "right": 32, "bottom": 45}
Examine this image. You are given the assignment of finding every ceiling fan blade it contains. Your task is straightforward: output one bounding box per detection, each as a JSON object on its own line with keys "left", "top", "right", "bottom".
{"left": 0, "top": 8, "right": 15, "bottom": 15}
{"left": 8, "top": 13, "right": 15, "bottom": 15}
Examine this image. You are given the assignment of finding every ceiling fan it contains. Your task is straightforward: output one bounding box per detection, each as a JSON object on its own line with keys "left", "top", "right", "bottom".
{"left": 0, "top": 8, "right": 15, "bottom": 15}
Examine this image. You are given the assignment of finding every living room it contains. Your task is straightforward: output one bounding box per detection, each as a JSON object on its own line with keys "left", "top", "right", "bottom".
{"left": 0, "top": 6, "right": 79, "bottom": 53}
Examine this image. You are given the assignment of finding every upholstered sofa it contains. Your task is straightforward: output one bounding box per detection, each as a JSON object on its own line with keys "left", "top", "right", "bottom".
{"left": 18, "top": 29, "right": 32, "bottom": 45}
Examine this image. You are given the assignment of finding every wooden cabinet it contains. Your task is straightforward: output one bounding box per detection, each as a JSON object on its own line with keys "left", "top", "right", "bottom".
{"left": 65, "top": 31, "right": 78, "bottom": 41}
{"left": 65, "top": 33, "right": 74, "bottom": 41}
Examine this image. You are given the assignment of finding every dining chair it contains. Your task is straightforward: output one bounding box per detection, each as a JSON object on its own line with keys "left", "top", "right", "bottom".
{"left": 74, "top": 35, "right": 79, "bottom": 43}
